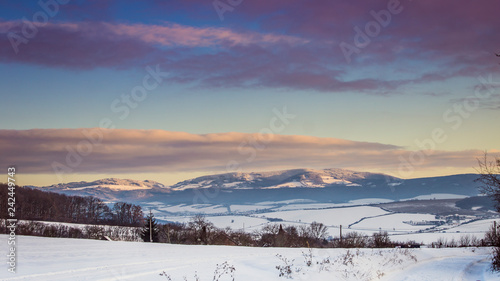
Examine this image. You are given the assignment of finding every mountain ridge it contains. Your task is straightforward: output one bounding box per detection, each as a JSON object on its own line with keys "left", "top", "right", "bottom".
{"left": 30, "top": 168, "right": 483, "bottom": 205}
{"left": 38, "top": 168, "right": 400, "bottom": 191}
{"left": 41, "top": 178, "right": 168, "bottom": 191}
{"left": 170, "top": 168, "right": 400, "bottom": 190}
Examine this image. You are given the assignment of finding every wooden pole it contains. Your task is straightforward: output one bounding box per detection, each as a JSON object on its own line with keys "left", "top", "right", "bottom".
{"left": 149, "top": 210, "right": 153, "bottom": 243}
{"left": 340, "top": 225, "right": 343, "bottom": 245}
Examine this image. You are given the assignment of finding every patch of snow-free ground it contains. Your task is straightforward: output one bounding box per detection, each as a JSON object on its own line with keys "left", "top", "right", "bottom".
{"left": 1, "top": 235, "right": 498, "bottom": 281}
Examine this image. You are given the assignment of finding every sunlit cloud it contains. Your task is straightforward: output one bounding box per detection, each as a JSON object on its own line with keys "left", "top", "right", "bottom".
{"left": 2, "top": 0, "right": 498, "bottom": 94}
{"left": 0, "top": 129, "right": 483, "bottom": 179}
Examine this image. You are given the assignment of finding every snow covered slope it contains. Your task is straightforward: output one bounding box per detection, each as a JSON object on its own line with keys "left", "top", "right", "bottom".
{"left": 37, "top": 178, "right": 171, "bottom": 202}
{"left": 1, "top": 235, "right": 497, "bottom": 281}
{"left": 43, "top": 178, "right": 168, "bottom": 191}
{"left": 170, "top": 168, "right": 398, "bottom": 190}
{"left": 32, "top": 168, "right": 483, "bottom": 205}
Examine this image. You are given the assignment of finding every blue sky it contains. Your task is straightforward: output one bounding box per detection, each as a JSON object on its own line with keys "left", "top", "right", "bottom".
{"left": 0, "top": 0, "right": 499, "bottom": 186}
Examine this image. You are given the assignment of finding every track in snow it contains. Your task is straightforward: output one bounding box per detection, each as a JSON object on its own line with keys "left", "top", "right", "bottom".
{"left": 383, "top": 255, "right": 495, "bottom": 281}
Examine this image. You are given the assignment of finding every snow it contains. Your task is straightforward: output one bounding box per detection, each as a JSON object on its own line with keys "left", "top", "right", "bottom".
{"left": 79, "top": 184, "right": 153, "bottom": 191}
{"left": 145, "top": 201, "right": 168, "bottom": 206}
{"left": 157, "top": 204, "right": 228, "bottom": 215}
{"left": 406, "top": 193, "right": 469, "bottom": 200}
{"left": 265, "top": 181, "right": 305, "bottom": 188}
{"left": 274, "top": 203, "right": 350, "bottom": 211}
{"left": 256, "top": 199, "right": 316, "bottom": 205}
{"left": 447, "top": 219, "right": 498, "bottom": 233}
{"left": 165, "top": 168, "right": 392, "bottom": 191}
{"left": 162, "top": 215, "right": 270, "bottom": 231}
{"left": 46, "top": 178, "right": 168, "bottom": 191}
{"left": 229, "top": 204, "right": 275, "bottom": 212}
{"left": 223, "top": 181, "right": 243, "bottom": 188}
{"left": 1, "top": 235, "right": 497, "bottom": 281}
{"left": 174, "top": 183, "right": 202, "bottom": 190}
{"left": 348, "top": 198, "right": 394, "bottom": 205}
{"left": 268, "top": 199, "right": 393, "bottom": 212}
{"left": 258, "top": 206, "right": 390, "bottom": 227}
{"left": 389, "top": 232, "right": 481, "bottom": 245}
{"left": 352, "top": 213, "right": 437, "bottom": 232}
{"left": 383, "top": 219, "right": 497, "bottom": 244}
{"left": 150, "top": 200, "right": 497, "bottom": 245}
{"left": 319, "top": 175, "right": 350, "bottom": 184}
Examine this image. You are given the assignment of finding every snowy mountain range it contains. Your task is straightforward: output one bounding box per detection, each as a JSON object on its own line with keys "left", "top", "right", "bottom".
{"left": 34, "top": 168, "right": 483, "bottom": 204}
{"left": 170, "top": 168, "right": 400, "bottom": 190}
{"left": 44, "top": 178, "right": 168, "bottom": 191}
{"left": 37, "top": 178, "right": 170, "bottom": 202}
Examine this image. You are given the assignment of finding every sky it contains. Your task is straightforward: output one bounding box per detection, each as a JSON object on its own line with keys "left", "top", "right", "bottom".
{"left": 0, "top": 0, "right": 499, "bottom": 186}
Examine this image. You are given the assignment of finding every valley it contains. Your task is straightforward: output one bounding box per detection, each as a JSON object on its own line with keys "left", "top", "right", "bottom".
{"left": 31, "top": 168, "right": 498, "bottom": 245}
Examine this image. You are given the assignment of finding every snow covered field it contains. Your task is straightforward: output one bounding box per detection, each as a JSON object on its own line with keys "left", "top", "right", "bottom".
{"left": 1, "top": 235, "right": 498, "bottom": 281}
{"left": 352, "top": 213, "right": 437, "bottom": 232}
{"left": 160, "top": 206, "right": 392, "bottom": 231}
{"left": 145, "top": 194, "right": 498, "bottom": 247}
{"left": 258, "top": 206, "right": 390, "bottom": 226}
{"left": 158, "top": 204, "right": 496, "bottom": 243}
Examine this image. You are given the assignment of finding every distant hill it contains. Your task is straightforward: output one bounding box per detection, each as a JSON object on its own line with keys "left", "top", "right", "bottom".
{"left": 37, "top": 178, "right": 171, "bottom": 202}
{"left": 33, "top": 168, "right": 483, "bottom": 205}
{"left": 170, "top": 168, "right": 399, "bottom": 190}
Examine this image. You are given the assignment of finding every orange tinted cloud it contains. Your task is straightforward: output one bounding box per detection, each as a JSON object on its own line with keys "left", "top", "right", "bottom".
{"left": 0, "top": 129, "right": 484, "bottom": 179}
{"left": 105, "top": 22, "right": 309, "bottom": 47}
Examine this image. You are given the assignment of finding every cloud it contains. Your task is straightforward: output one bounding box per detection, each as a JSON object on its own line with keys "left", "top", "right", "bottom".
{"left": 0, "top": 21, "right": 160, "bottom": 69}
{"left": 0, "top": 20, "right": 307, "bottom": 67}
{"left": 105, "top": 22, "right": 308, "bottom": 47}
{"left": 0, "top": 129, "right": 483, "bottom": 179}
{"left": 1, "top": 1, "right": 499, "bottom": 94}
{"left": 0, "top": 20, "right": 404, "bottom": 94}
{"left": 450, "top": 93, "right": 500, "bottom": 110}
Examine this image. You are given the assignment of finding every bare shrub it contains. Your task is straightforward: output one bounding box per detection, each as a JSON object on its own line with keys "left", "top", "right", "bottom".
{"left": 302, "top": 248, "right": 313, "bottom": 267}
{"left": 492, "top": 247, "right": 500, "bottom": 272}
{"left": 336, "top": 232, "right": 368, "bottom": 248}
{"left": 275, "top": 254, "right": 295, "bottom": 279}
{"left": 317, "top": 256, "right": 331, "bottom": 272}
{"left": 85, "top": 225, "right": 105, "bottom": 240}
{"left": 160, "top": 262, "right": 233, "bottom": 281}
{"left": 372, "top": 231, "right": 392, "bottom": 248}
{"left": 212, "top": 262, "right": 235, "bottom": 281}
{"left": 485, "top": 221, "right": 500, "bottom": 246}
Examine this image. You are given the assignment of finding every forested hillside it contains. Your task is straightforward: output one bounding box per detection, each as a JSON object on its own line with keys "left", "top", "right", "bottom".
{"left": 0, "top": 184, "right": 143, "bottom": 226}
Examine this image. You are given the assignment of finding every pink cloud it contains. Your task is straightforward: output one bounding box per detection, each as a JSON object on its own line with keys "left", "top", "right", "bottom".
{"left": 0, "top": 21, "right": 160, "bottom": 69}
{"left": 1, "top": 0, "right": 499, "bottom": 93}
{"left": 104, "top": 22, "right": 308, "bottom": 47}
{"left": 0, "top": 129, "right": 483, "bottom": 179}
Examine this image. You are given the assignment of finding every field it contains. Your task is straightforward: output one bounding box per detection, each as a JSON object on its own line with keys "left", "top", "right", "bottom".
{"left": 4, "top": 197, "right": 498, "bottom": 280}
{"left": 1, "top": 235, "right": 498, "bottom": 281}
{"left": 154, "top": 199, "right": 498, "bottom": 244}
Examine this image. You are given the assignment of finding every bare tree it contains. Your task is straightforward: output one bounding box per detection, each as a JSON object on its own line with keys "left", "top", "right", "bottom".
{"left": 188, "top": 214, "right": 214, "bottom": 244}
{"left": 476, "top": 152, "right": 500, "bottom": 211}
{"left": 308, "top": 221, "right": 328, "bottom": 240}
{"left": 476, "top": 152, "right": 500, "bottom": 272}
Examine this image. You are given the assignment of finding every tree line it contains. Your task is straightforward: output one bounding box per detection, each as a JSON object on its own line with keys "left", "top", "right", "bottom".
{"left": 142, "top": 214, "right": 424, "bottom": 248}
{"left": 0, "top": 184, "right": 143, "bottom": 226}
